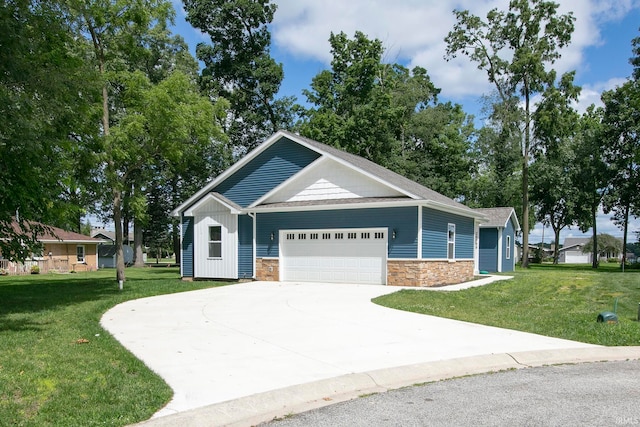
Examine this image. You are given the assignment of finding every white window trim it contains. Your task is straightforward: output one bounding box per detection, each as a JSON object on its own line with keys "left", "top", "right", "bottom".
{"left": 447, "top": 223, "right": 456, "bottom": 260}
{"left": 506, "top": 235, "right": 511, "bottom": 260}
{"left": 208, "top": 225, "right": 223, "bottom": 259}
{"left": 76, "top": 245, "right": 86, "bottom": 264}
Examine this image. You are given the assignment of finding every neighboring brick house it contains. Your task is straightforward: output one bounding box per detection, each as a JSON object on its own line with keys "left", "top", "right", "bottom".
{"left": 172, "top": 131, "right": 488, "bottom": 287}
{"left": 1, "top": 221, "right": 104, "bottom": 273}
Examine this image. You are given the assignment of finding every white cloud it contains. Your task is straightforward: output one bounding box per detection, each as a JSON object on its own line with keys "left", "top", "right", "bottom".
{"left": 573, "top": 77, "right": 629, "bottom": 113}
{"left": 271, "top": 0, "right": 640, "bottom": 101}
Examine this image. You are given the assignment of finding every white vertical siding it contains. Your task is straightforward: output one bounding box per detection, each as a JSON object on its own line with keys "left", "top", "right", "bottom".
{"left": 193, "top": 198, "right": 238, "bottom": 279}
{"left": 263, "top": 158, "right": 403, "bottom": 203}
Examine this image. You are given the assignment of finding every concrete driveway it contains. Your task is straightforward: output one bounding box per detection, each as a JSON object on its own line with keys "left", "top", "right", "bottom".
{"left": 100, "top": 281, "right": 595, "bottom": 420}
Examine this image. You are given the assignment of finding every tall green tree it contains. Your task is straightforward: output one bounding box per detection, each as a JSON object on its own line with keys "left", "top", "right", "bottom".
{"left": 0, "top": 0, "right": 99, "bottom": 260}
{"left": 397, "top": 101, "right": 476, "bottom": 199}
{"left": 445, "top": 0, "right": 575, "bottom": 267}
{"left": 466, "top": 95, "right": 522, "bottom": 211}
{"left": 574, "top": 105, "right": 609, "bottom": 268}
{"left": 183, "top": 0, "right": 294, "bottom": 153}
{"left": 67, "top": 0, "right": 188, "bottom": 283}
{"left": 530, "top": 71, "right": 581, "bottom": 263}
{"left": 601, "top": 79, "right": 640, "bottom": 269}
{"left": 300, "top": 31, "right": 405, "bottom": 167}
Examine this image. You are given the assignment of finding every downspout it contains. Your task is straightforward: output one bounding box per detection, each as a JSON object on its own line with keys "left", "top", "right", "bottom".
{"left": 248, "top": 212, "right": 256, "bottom": 279}
{"left": 178, "top": 216, "right": 183, "bottom": 277}
{"left": 417, "top": 206, "right": 423, "bottom": 259}
{"left": 474, "top": 221, "right": 479, "bottom": 274}
{"left": 497, "top": 228, "right": 503, "bottom": 273}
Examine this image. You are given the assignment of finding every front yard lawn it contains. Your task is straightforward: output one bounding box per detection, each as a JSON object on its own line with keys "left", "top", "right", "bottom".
{"left": 0, "top": 268, "right": 226, "bottom": 427}
{"left": 374, "top": 263, "right": 640, "bottom": 346}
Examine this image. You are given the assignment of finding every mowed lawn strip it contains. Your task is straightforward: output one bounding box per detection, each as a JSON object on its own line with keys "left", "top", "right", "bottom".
{"left": 0, "top": 268, "right": 226, "bottom": 427}
{"left": 373, "top": 263, "right": 640, "bottom": 347}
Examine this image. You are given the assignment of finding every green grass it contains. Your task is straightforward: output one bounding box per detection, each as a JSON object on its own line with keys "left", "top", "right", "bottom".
{"left": 0, "top": 268, "right": 226, "bottom": 427}
{"left": 373, "top": 263, "right": 640, "bottom": 346}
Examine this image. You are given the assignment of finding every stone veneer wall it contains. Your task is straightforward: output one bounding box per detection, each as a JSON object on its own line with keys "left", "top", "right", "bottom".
{"left": 257, "top": 257, "right": 473, "bottom": 287}
{"left": 256, "top": 258, "right": 279, "bottom": 281}
{"left": 387, "top": 260, "right": 474, "bottom": 287}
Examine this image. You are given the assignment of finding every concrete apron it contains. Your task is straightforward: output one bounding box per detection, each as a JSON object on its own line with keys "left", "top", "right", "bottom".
{"left": 100, "top": 279, "right": 595, "bottom": 420}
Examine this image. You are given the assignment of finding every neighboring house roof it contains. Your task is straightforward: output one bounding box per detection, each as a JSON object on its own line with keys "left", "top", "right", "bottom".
{"left": 91, "top": 228, "right": 133, "bottom": 243}
{"left": 475, "top": 207, "right": 521, "bottom": 231}
{"left": 173, "top": 130, "right": 485, "bottom": 219}
{"left": 559, "top": 237, "right": 591, "bottom": 252}
{"left": 11, "top": 221, "right": 104, "bottom": 244}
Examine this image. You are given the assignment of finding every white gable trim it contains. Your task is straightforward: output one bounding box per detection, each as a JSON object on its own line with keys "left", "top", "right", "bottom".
{"left": 287, "top": 135, "right": 420, "bottom": 200}
{"left": 171, "top": 131, "right": 291, "bottom": 217}
{"left": 248, "top": 156, "right": 326, "bottom": 208}
{"left": 249, "top": 156, "right": 406, "bottom": 207}
{"left": 184, "top": 193, "right": 242, "bottom": 216}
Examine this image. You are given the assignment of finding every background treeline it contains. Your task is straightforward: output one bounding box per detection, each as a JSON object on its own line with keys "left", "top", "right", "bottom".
{"left": 1, "top": 0, "right": 638, "bottom": 279}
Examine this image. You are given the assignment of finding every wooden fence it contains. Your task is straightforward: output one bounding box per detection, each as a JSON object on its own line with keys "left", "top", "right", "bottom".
{"left": 0, "top": 259, "right": 70, "bottom": 275}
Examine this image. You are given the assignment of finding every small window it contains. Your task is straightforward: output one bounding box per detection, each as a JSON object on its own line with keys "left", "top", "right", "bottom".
{"left": 447, "top": 223, "right": 455, "bottom": 259}
{"left": 76, "top": 245, "right": 85, "bottom": 263}
{"left": 335, "top": 233, "right": 344, "bottom": 239}
{"left": 322, "top": 233, "right": 331, "bottom": 240}
{"left": 208, "top": 226, "right": 222, "bottom": 258}
{"left": 348, "top": 232, "right": 357, "bottom": 239}
{"left": 361, "top": 232, "right": 370, "bottom": 239}
{"left": 506, "top": 235, "right": 511, "bottom": 260}
{"left": 298, "top": 233, "right": 306, "bottom": 240}
{"left": 374, "top": 232, "right": 385, "bottom": 239}
{"left": 286, "top": 233, "right": 295, "bottom": 240}
{"left": 310, "top": 233, "right": 319, "bottom": 240}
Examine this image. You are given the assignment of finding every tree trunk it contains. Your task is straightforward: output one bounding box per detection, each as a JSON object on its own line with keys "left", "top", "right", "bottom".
{"left": 173, "top": 218, "right": 181, "bottom": 266}
{"left": 113, "top": 189, "right": 126, "bottom": 285}
{"left": 521, "top": 88, "right": 531, "bottom": 268}
{"left": 553, "top": 228, "right": 561, "bottom": 264}
{"left": 133, "top": 219, "right": 145, "bottom": 267}
{"left": 591, "top": 203, "right": 598, "bottom": 269}
{"left": 622, "top": 203, "right": 629, "bottom": 272}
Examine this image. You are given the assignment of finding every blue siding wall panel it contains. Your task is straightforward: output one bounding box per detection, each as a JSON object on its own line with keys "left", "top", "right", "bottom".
{"left": 423, "top": 208, "right": 474, "bottom": 259}
{"left": 479, "top": 228, "right": 498, "bottom": 272}
{"left": 181, "top": 216, "right": 194, "bottom": 277}
{"left": 238, "top": 214, "right": 254, "bottom": 278}
{"left": 256, "top": 207, "right": 418, "bottom": 259}
{"left": 215, "top": 137, "right": 320, "bottom": 207}
{"left": 502, "top": 219, "right": 515, "bottom": 272}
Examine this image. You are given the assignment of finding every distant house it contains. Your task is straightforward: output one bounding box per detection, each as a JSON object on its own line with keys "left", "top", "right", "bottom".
{"left": 97, "top": 244, "right": 134, "bottom": 268}
{"left": 91, "top": 228, "right": 133, "bottom": 244}
{"left": 558, "top": 237, "right": 592, "bottom": 264}
{"left": 1, "top": 221, "right": 104, "bottom": 274}
{"left": 91, "top": 228, "right": 135, "bottom": 268}
{"left": 476, "top": 207, "right": 520, "bottom": 273}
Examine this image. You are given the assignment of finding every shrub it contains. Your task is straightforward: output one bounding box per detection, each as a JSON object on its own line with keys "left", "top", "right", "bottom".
{"left": 30, "top": 265, "right": 40, "bottom": 274}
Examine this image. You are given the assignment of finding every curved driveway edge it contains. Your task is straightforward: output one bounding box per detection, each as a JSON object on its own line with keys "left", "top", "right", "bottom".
{"left": 132, "top": 346, "right": 640, "bottom": 427}
{"left": 99, "top": 279, "right": 611, "bottom": 425}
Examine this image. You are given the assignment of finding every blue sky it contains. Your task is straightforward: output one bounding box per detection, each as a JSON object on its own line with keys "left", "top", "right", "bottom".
{"left": 169, "top": 0, "right": 640, "bottom": 244}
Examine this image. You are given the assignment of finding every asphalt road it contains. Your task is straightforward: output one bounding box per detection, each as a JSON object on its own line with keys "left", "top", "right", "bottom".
{"left": 260, "top": 360, "right": 640, "bottom": 427}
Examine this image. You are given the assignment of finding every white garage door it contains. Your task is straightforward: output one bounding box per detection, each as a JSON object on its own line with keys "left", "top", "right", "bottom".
{"left": 565, "top": 253, "right": 591, "bottom": 263}
{"left": 280, "top": 228, "right": 387, "bottom": 285}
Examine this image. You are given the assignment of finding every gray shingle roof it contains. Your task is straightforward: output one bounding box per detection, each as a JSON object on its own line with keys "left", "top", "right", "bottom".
{"left": 280, "top": 131, "right": 478, "bottom": 216}
{"left": 475, "top": 207, "right": 517, "bottom": 228}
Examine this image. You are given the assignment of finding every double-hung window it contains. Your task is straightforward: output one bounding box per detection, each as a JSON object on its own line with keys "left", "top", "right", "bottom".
{"left": 447, "top": 223, "right": 456, "bottom": 259}
{"left": 208, "top": 226, "right": 222, "bottom": 258}
{"left": 76, "top": 245, "right": 85, "bottom": 263}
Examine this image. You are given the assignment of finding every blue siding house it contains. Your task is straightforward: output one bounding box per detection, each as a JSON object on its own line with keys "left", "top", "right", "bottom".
{"left": 476, "top": 207, "right": 520, "bottom": 273}
{"left": 172, "top": 131, "right": 487, "bottom": 287}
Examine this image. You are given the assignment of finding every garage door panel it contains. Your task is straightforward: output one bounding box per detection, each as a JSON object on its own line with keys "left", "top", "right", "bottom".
{"left": 281, "top": 228, "right": 387, "bottom": 285}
